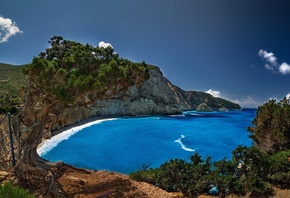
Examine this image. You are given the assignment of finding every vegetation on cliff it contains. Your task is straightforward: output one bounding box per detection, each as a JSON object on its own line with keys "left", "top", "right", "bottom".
{"left": 23, "top": 36, "right": 149, "bottom": 105}
{"left": 169, "top": 85, "right": 241, "bottom": 110}
{"left": 130, "top": 98, "right": 290, "bottom": 197}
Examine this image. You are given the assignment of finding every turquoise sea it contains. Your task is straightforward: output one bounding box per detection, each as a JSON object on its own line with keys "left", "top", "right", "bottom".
{"left": 38, "top": 109, "right": 256, "bottom": 174}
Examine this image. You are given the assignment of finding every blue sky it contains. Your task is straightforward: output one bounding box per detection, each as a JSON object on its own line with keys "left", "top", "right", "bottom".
{"left": 1, "top": 0, "right": 290, "bottom": 107}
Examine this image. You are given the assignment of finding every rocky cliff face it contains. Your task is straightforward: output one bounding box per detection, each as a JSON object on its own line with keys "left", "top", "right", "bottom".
{"left": 52, "top": 66, "right": 240, "bottom": 131}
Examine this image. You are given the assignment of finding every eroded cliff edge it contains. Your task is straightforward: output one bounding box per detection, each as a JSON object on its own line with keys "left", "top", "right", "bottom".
{"left": 50, "top": 66, "right": 240, "bottom": 134}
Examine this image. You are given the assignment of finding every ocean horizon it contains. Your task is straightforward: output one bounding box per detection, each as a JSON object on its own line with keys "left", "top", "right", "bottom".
{"left": 38, "top": 109, "right": 255, "bottom": 174}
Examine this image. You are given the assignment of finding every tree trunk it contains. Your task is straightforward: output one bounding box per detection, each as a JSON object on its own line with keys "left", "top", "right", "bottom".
{"left": 14, "top": 85, "right": 66, "bottom": 197}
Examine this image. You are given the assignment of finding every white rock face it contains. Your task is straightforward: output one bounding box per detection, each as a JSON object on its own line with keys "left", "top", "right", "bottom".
{"left": 50, "top": 67, "right": 240, "bottom": 132}
{"left": 51, "top": 68, "right": 190, "bottom": 131}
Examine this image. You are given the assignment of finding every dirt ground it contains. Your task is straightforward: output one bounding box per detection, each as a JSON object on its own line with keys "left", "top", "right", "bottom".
{"left": 58, "top": 165, "right": 183, "bottom": 198}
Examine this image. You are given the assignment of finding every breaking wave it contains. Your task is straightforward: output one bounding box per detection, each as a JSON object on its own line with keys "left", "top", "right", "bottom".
{"left": 174, "top": 135, "right": 195, "bottom": 152}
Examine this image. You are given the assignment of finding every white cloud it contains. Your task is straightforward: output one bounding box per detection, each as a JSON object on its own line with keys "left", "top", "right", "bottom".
{"left": 279, "top": 62, "right": 290, "bottom": 74}
{"left": 98, "top": 41, "right": 113, "bottom": 49}
{"left": 286, "top": 93, "right": 290, "bottom": 100}
{"left": 258, "top": 49, "right": 278, "bottom": 67}
{"left": 234, "top": 97, "right": 261, "bottom": 108}
{"left": 206, "top": 89, "right": 221, "bottom": 97}
{"left": 0, "top": 16, "right": 22, "bottom": 43}
{"left": 258, "top": 49, "right": 290, "bottom": 75}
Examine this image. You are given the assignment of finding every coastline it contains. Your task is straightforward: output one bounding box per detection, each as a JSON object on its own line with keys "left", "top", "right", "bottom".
{"left": 51, "top": 116, "right": 114, "bottom": 136}
{"left": 37, "top": 116, "right": 117, "bottom": 154}
{"left": 49, "top": 109, "right": 245, "bottom": 138}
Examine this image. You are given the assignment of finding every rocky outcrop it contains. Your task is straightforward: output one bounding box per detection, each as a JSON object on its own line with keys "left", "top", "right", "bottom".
{"left": 88, "top": 68, "right": 190, "bottom": 117}
{"left": 52, "top": 66, "right": 240, "bottom": 131}
{"left": 196, "top": 103, "right": 213, "bottom": 112}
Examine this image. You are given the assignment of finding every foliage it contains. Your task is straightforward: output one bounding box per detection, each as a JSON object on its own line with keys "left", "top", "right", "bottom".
{"left": 266, "top": 150, "right": 290, "bottom": 188}
{"left": 0, "top": 105, "right": 17, "bottom": 115}
{"left": 130, "top": 146, "right": 290, "bottom": 196}
{"left": 205, "top": 95, "right": 241, "bottom": 110}
{"left": 0, "top": 181, "right": 35, "bottom": 198}
{"left": 0, "top": 63, "right": 26, "bottom": 114}
{"left": 23, "top": 36, "right": 149, "bottom": 104}
{"left": 182, "top": 91, "right": 241, "bottom": 110}
{"left": 247, "top": 98, "right": 290, "bottom": 152}
{"left": 130, "top": 153, "right": 212, "bottom": 196}
{"left": 230, "top": 146, "right": 271, "bottom": 195}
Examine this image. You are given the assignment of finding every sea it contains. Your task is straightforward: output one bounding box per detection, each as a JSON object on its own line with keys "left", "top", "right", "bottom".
{"left": 37, "top": 109, "right": 256, "bottom": 174}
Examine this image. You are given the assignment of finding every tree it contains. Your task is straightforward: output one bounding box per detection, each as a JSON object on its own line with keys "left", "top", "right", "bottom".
{"left": 210, "top": 159, "right": 236, "bottom": 197}
{"left": 13, "top": 36, "right": 149, "bottom": 196}
{"left": 266, "top": 150, "right": 290, "bottom": 188}
{"left": 231, "top": 146, "right": 271, "bottom": 194}
{"left": 248, "top": 98, "right": 290, "bottom": 152}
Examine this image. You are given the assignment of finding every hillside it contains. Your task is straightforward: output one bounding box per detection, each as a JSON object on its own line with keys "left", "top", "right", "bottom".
{"left": 0, "top": 63, "right": 26, "bottom": 112}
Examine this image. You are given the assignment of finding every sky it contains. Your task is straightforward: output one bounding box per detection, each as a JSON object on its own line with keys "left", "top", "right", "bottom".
{"left": 1, "top": 0, "right": 290, "bottom": 108}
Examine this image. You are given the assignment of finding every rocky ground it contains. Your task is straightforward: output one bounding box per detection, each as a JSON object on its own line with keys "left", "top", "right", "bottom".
{"left": 58, "top": 165, "right": 182, "bottom": 198}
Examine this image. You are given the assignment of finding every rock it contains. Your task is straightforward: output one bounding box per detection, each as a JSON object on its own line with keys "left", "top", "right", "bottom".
{"left": 219, "top": 107, "right": 228, "bottom": 111}
{"left": 196, "top": 103, "right": 213, "bottom": 112}
{"left": 49, "top": 66, "right": 240, "bottom": 132}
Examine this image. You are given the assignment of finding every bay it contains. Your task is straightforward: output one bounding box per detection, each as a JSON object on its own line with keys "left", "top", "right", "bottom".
{"left": 38, "top": 109, "right": 255, "bottom": 174}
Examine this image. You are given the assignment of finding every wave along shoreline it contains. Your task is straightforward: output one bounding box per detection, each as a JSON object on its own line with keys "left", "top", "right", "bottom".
{"left": 37, "top": 118, "right": 116, "bottom": 156}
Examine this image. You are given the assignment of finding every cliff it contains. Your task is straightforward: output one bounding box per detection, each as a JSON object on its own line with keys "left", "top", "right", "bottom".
{"left": 51, "top": 66, "right": 240, "bottom": 132}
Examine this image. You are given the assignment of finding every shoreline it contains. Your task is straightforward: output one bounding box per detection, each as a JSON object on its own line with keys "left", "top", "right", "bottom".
{"left": 50, "top": 113, "right": 175, "bottom": 137}
{"left": 38, "top": 113, "right": 172, "bottom": 150}
{"left": 49, "top": 109, "right": 245, "bottom": 137}
{"left": 37, "top": 116, "right": 116, "bottom": 150}
{"left": 51, "top": 115, "right": 116, "bottom": 137}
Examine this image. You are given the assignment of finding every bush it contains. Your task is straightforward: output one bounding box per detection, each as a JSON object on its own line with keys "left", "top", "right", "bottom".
{"left": 0, "top": 181, "right": 35, "bottom": 198}
{"left": 266, "top": 150, "right": 290, "bottom": 188}
{"left": 130, "top": 154, "right": 212, "bottom": 196}
{"left": 130, "top": 148, "right": 275, "bottom": 197}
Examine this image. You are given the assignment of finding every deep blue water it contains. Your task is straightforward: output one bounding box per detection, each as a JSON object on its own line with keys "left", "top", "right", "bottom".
{"left": 38, "top": 109, "right": 256, "bottom": 174}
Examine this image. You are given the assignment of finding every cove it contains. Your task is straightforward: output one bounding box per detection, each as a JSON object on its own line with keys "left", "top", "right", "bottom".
{"left": 38, "top": 109, "right": 255, "bottom": 174}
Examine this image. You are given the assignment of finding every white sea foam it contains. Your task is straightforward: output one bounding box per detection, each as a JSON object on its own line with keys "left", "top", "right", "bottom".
{"left": 37, "top": 118, "right": 116, "bottom": 156}
{"left": 174, "top": 135, "right": 195, "bottom": 152}
{"left": 169, "top": 114, "right": 185, "bottom": 117}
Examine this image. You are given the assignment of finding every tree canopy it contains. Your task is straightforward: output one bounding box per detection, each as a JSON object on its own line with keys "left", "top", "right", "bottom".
{"left": 23, "top": 36, "right": 149, "bottom": 105}
{"left": 247, "top": 97, "right": 290, "bottom": 152}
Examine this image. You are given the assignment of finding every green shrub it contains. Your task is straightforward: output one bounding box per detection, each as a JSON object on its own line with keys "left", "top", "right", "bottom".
{"left": 130, "top": 154, "right": 212, "bottom": 196}
{"left": 266, "top": 150, "right": 290, "bottom": 188}
{"left": 0, "top": 181, "right": 35, "bottom": 198}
